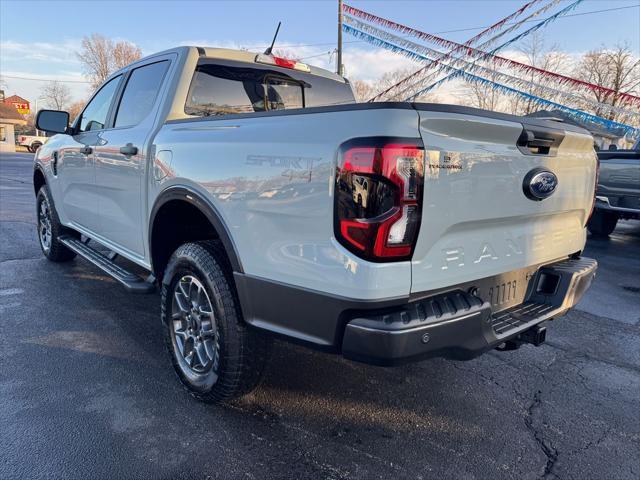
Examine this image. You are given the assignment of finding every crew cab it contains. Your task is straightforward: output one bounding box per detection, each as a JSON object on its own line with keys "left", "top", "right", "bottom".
{"left": 33, "top": 46, "right": 597, "bottom": 403}
{"left": 588, "top": 139, "right": 640, "bottom": 236}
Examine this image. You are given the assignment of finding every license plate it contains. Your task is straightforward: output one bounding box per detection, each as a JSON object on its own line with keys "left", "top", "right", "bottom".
{"left": 487, "top": 279, "right": 521, "bottom": 310}
{"left": 475, "top": 268, "right": 537, "bottom": 313}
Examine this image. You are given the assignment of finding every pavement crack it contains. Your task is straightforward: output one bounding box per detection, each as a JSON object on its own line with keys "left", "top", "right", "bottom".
{"left": 451, "top": 361, "right": 529, "bottom": 401}
{"left": 545, "top": 340, "right": 640, "bottom": 374}
{"left": 0, "top": 256, "right": 42, "bottom": 263}
{"left": 1, "top": 220, "right": 36, "bottom": 225}
{"left": 0, "top": 176, "right": 30, "bottom": 184}
{"left": 524, "top": 390, "right": 559, "bottom": 480}
{"left": 571, "top": 425, "right": 612, "bottom": 456}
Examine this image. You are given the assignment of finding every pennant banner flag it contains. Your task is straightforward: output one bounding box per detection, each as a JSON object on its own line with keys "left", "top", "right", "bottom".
{"left": 411, "top": 0, "right": 588, "bottom": 97}
{"left": 474, "top": 0, "right": 566, "bottom": 53}
{"left": 350, "top": 0, "right": 566, "bottom": 102}
{"left": 459, "top": 0, "right": 546, "bottom": 47}
{"left": 344, "top": 2, "right": 640, "bottom": 108}
{"left": 344, "top": 15, "right": 639, "bottom": 118}
{"left": 361, "top": 0, "right": 550, "bottom": 102}
{"left": 342, "top": 23, "right": 640, "bottom": 136}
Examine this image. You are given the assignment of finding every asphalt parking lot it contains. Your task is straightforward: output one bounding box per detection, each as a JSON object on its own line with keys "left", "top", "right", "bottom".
{"left": 1, "top": 151, "right": 639, "bottom": 480}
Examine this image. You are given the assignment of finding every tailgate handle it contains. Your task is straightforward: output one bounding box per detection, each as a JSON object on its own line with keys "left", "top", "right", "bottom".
{"left": 517, "top": 127, "right": 564, "bottom": 156}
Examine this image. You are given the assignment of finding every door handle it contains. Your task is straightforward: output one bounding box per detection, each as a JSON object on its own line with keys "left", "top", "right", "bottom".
{"left": 80, "top": 146, "right": 93, "bottom": 155}
{"left": 120, "top": 143, "right": 138, "bottom": 156}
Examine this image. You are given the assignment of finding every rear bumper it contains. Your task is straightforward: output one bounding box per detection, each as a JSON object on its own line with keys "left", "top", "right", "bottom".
{"left": 341, "top": 257, "right": 597, "bottom": 365}
{"left": 595, "top": 196, "right": 640, "bottom": 217}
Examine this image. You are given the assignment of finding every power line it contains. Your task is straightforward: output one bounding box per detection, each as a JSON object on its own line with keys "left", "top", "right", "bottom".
{"left": 428, "top": 3, "right": 640, "bottom": 36}
{"left": 1, "top": 75, "right": 91, "bottom": 84}
{"left": 299, "top": 50, "right": 336, "bottom": 60}
{"left": 242, "top": 4, "right": 640, "bottom": 50}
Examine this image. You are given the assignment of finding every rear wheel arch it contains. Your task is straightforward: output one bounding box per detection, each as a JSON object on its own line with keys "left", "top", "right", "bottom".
{"left": 149, "top": 186, "right": 243, "bottom": 280}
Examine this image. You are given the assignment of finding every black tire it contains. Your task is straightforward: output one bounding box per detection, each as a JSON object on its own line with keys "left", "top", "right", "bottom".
{"left": 31, "top": 142, "right": 42, "bottom": 152}
{"left": 587, "top": 210, "right": 618, "bottom": 237}
{"left": 36, "top": 185, "right": 78, "bottom": 262}
{"left": 161, "top": 241, "right": 271, "bottom": 403}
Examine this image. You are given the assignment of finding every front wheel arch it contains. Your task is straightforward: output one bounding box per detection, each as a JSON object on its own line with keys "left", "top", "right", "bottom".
{"left": 33, "top": 166, "right": 46, "bottom": 196}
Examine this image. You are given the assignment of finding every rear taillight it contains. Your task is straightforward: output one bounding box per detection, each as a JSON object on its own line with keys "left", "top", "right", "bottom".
{"left": 334, "top": 138, "right": 424, "bottom": 261}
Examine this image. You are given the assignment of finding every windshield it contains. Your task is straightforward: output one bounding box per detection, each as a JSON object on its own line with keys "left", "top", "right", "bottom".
{"left": 185, "top": 58, "right": 355, "bottom": 117}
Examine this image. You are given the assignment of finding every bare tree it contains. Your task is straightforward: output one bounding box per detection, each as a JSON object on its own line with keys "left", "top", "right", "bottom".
{"left": 112, "top": 41, "right": 143, "bottom": 70}
{"left": 41, "top": 81, "right": 71, "bottom": 111}
{"left": 351, "top": 79, "right": 376, "bottom": 102}
{"left": 574, "top": 43, "right": 640, "bottom": 122}
{"left": 376, "top": 68, "right": 423, "bottom": 101}
{"left": 457, "top": 68, "right": 507, "bottom": 111}
{"left": 350, "top": 68, "right": 440, "bottom": 103}
{"left": 507, "top": 33, "right": 570, "bottom": 115}
{"left": 77, "top": 34, "right": 112, "bottom": 88}
{"left": 67, "top": 100, "right": 87, "bottom": 123}
{"left": 77, "top": 34, "right": 142, "bottom": 88}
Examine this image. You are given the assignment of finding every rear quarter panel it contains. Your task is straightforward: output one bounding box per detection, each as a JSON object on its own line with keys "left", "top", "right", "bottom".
{"left": 151, "top": 108, "right": 420, "bottom": 299}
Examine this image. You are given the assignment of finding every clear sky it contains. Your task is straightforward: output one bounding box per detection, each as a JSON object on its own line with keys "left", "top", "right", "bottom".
{"left": 1, "top": 0, "right": 639, "bottom": 104}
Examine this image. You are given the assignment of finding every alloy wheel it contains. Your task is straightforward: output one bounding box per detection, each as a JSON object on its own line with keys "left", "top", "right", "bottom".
{"left": 38, "top": 196, "right": 52, "bottom": 253}
{"left": 170, "top": 275, "right": 220, "bottom": 378}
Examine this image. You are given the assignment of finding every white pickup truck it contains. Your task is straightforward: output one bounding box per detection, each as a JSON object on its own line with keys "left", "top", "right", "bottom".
{"left": 34, "top": 46, "right": 597, "bottom": 403}
{"left": 17, "top": 134, "right": 49, "bottom": 152}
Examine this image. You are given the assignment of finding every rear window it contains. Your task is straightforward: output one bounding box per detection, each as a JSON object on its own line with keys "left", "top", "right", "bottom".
{"left": 185, "top": 59, "right": 355, "bottom": 117}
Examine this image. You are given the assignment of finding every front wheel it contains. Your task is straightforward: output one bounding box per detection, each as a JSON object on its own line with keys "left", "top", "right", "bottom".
{"left": 161, "top": 241, "right": 271, "bottom": 403}
{"left": 36, "top": 185, "right": 77, "bottom": 262}
{"left": 587, "top": 210, "right": 618, "bottom": 237}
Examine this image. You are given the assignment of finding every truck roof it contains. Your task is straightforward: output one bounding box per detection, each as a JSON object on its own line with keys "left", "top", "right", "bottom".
{"left": 111, "top": 45, "right": 347, "bottom": 84}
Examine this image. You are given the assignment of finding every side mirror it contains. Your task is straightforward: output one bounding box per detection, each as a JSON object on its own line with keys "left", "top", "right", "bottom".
{"left": 35, "top": 109, "right": 70, "bottom": 134}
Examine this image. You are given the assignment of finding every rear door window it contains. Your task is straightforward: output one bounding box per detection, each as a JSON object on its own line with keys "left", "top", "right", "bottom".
{"left": 115, "top": 61, "right": 170, "bottom": 127}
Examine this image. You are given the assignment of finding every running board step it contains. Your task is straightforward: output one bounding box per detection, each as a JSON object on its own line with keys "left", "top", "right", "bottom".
{"left": 59, "top": 236, "right": 155, "bottom": 294}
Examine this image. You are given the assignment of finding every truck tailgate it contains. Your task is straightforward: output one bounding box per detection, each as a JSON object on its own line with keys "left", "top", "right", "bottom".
{"left": 411, "top": 108, "right": 597, "bottom": 294}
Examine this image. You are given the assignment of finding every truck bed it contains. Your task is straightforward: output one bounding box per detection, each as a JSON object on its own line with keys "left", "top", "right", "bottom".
{"left": 156, "top": 102, "right": 596, "bottom": 301}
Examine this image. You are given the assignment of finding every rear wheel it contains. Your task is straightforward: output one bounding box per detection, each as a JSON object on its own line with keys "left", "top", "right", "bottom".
{"left": 588, "top": 210, "right": 618, "bottom": 237}
{"left": 31, "top": 142, "right": 42, "bottom": 153}
{"left": 36, "top": 185, "right": 77, "bottom": 262}
{"left": 161, "top": 241, "right": 271, "bottom": 403}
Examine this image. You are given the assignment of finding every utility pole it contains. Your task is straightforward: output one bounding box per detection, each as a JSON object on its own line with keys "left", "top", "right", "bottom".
{"left": 337, "top": 0, "right": 343, "bottom": 76}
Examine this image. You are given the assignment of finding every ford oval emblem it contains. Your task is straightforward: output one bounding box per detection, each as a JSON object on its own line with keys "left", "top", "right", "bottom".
{"left": 523, "top": 168, "right": 558, "bottom": 201}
